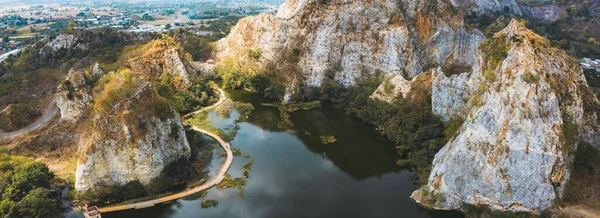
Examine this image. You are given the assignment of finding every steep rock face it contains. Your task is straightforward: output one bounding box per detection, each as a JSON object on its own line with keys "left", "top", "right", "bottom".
{"left": 75, "top": 76, "right": 190, "bottom": 191}
{"left": 413, "top": 20, "right": 600, "bottom": 213}
{"left": 431, "top": 68, "right": 473, "bottom": 121}
{"left": 56, "top": 63, "right": 105, "bottom": 122}
{"left": 39, "top": 34, "right": 84, "bottom": 55}
{"left": 126, "top": 40, "right": 193, "bottom": 85}
{"left": 216, "top": 0, "right": 484, "bottom": 89}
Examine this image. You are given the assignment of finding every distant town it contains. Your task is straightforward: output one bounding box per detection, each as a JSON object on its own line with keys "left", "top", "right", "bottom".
{"left": 0, "top": 0, "right": 282, "bottom": 54}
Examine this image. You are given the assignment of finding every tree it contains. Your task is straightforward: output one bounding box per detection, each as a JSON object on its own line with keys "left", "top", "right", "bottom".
{"left": 165, "top": 24, "right": 172, "bottom": 30}
{"left": 141, "top": 13, "right": 154, "bottom": 21}
{"left": 16, "top": 188, "right": 59, "bottom": 218}
{"left": 67, "top": 21, "right": 76, "bottom": 33}
{"left": 0, "top": 199, "right": 17, "bottom": 217}
{"left": 10, "top": 162, "right": 54, "bottom": 194}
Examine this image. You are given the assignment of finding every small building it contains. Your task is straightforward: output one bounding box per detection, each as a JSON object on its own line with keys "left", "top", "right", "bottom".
{"left": 206, "top": 59, "right": 216, "bottom": 64}
{"left": 82, "top": 206, "right": 101, "bottom": 218}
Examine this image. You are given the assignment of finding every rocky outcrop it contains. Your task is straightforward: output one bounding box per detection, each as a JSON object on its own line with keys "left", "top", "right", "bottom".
{"left": 0, "top": 49, "right": 21, "bottom": 63}
{"left": 56, "top": 63, "right": 105, "bottom": 123}
{"left": 431, "top": 68, "right": 473, "bottom": 121}
{"left": 371, "top": 71, "right": 435, "bottom": 103}
{"left": 39, "top": 34, "right": 84, "bottom": 55}
{"left": 75, "top": 73, "right": 190, "bottom": 191}
{"left": 412, "top": 20, "right": 600, "bottom": 213}
{"left": 126, "top": 40, "right": 193, "bottom": 86}
{"left": 216, "top": 0, "right": 484, "bottom": 90}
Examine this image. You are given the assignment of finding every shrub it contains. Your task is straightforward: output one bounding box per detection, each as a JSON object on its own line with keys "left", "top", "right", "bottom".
{"left": 479, "top": 37, "right": 508, "bottom": 75}
{"left": 248, "top": 48, "right": 261, "bottom": 60}
{"left": 521, "top": 71, "right": 540, "bottom": 84}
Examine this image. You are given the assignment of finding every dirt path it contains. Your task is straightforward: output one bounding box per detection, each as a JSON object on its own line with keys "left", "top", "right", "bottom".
{"left": 0, "top": 96, "right": 58, "bottom": 140}
{"left": 98, "top": 88, "right": 232, "bottom": 213}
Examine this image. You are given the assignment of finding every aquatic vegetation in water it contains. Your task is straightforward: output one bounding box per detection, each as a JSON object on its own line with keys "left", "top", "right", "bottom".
{"left": 262, "top": 100, "right": 321, "bottom": 112}
{"left": 201, "top": 199, "right": 219, "bottom": 208}
{"left": 216, "top": 101, "right": 255, "bottom": 121}
{"left": 216, "top": 174, "right": 247, "bottom": 198}
{"left": 262, "top": 101, "right": 321, "bottom": 132}
{"left": 320, "top": 136, "right": 338, "bottom": 144}
{"left": 242, "top": 158, "right": 254, "bottom": 179}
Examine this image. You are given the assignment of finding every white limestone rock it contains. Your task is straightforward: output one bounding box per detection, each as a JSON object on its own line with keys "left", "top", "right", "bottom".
{"left": 127, "top": 40, "right": 193, "bottom": 86}
{"left": 39, "top": 34, "right": 84, "bottom": 55}
{"left": 164, "top": 47, "right": 192, "bottom": 84}
{"left": 216, "top": 0, "right": 484, "bottom": 91}
{"left": 413, "top": 19, "right": 600, "bottom": 214}
{"left": 75, "top": 82, "right": 191, "bottom": 191}
{"left": 56, "top": 64, "right": 105, "bottom": 123}
{"left": 432, "top": 68, "right": 473, "bottom": 122}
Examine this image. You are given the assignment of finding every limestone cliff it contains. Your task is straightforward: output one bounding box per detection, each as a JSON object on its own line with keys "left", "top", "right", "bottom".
{"left": 216, "top": 0, "right": 484, "bottom": 93}
{"left": 412, "top": 20, "right": 600, "bottom": 213}
{"left": 39, "top": 34, "right": 84, "bottom": 55}
{"left": 74, "top": 70, "right": 190, "bottom": 191}
{"left": 56, "top": 63, "right": 105, "bottom": 123}
{"left": 126, "top": 39, "right": 194, "bottom": 86}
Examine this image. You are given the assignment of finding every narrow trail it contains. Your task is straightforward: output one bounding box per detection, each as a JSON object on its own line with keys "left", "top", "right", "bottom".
{"left": 0, "top": 96, "right": 58, "bottom": 140}
{"left": 99, "top": 88, "right": 232, "bottom": 213}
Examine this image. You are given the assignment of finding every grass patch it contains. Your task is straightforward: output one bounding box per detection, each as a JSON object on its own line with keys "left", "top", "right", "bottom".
{"left": 479, "top": 36, "right": 509, "bottom": 77}
{"left": 521, "top": 71, "right": 541, "bottom": 84}
{"left": 187, "top": 112, "right": 227, "bottom": 139}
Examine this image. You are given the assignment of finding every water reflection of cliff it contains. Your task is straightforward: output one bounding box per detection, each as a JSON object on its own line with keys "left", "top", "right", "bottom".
{"left": 227, "top": 88, "right": 402, "bottom": 180}
{"left": 290, "top": 104, "right": 403, "bottom": 180}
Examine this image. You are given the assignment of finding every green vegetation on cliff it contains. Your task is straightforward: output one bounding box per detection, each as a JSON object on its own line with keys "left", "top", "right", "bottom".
{"left": 0, "top": 29, "right": 145, "bottom": 132}
{"left": 217, "top": 60, "right": 287, "bottom": 101}
{"left": 338, "top": 77, "right": 451, "bottom": 184}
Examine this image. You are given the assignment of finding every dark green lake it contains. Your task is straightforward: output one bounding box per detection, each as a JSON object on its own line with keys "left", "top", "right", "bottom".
{"left": 77, "top": 89, "right": 463, "bottom": 218}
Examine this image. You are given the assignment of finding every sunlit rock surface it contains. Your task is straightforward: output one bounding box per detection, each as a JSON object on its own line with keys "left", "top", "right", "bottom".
{"left": 216, "top": 0, "right": 484, "bottom": 90}
{"left": 413, "top": 19, "right": 600, "bottom": 213}
{"left": 75, "top": 81, "right": 190, "bottom": 191}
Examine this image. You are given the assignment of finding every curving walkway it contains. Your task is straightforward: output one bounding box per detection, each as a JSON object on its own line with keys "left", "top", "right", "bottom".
{"left": 98, "top": 88, "right": 232, "bottom": 213}
{"left": 182, "top": 88, "right": 227, "bottom": 119}
{"left": 0, "top": 96, "right": 58, "bottom": 140}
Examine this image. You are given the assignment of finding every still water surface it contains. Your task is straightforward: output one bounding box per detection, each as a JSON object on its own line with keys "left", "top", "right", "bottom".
{"left": 82, "top": 89, "right": 464, "bottom": 218}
